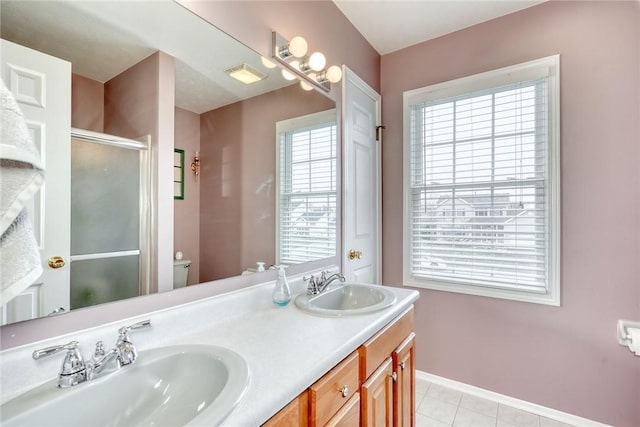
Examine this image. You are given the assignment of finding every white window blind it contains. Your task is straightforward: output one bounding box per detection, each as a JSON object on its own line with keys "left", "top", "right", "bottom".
{"left": 404, "top": 56, "right": 560, "bottom": 303}
{"left": 277, "top": 111, "right": 337, "bottom": 265}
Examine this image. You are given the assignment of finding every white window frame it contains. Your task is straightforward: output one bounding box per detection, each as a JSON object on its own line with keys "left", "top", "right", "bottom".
{"left": 402, "top": 55, "right": 560, "bottom": 305}
{"left": 276, "top": 109, "right": 337, "bottom": 266}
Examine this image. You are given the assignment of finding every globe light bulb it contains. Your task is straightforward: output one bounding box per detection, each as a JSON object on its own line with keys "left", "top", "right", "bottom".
{"left": 300, "top": 81, "right": 314, "bottom": 91}
{"left": 260, "top": 56, "right": 277, "bottom": 69}
{"left": 281, "top": 68, "right": 296, "bottom": 81}
{"left": 326, "top": 65, "right": 342, "bottom": 83}
{"left": 289, "top": 60, "right": 301, "bottom": 71}
{"left": 308, "top": 52, "right": 326, "bottom": 72}
{"left": 288, "top": 36, "right": 308, "bottom": 58}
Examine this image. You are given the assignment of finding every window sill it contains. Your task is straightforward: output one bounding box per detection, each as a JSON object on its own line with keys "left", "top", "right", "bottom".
{"left": 403, "top": 277, "right": 560, "bottom": 306}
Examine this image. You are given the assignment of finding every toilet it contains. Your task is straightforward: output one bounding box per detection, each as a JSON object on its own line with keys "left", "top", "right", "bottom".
{"left": 173, "top": 260, "right": 191, "bottom": 288}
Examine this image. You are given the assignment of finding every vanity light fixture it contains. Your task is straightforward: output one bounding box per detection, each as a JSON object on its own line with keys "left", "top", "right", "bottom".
{"left": 317, "top": 65, "right": 343, "bottom": 84}
{"left": 299, "top": 52, "right": 326, "bottom": 73}
{"left": 307, "top": 52, "right": 326, "bottom": 72}
{"left": 225, "top": 63, "right": 266, "bottom": 84}
{"left": 271, "top": 31, "right": 342, "bottom": 93}
{"left": 278, "top": 35, "right": 308, "bottom": 59}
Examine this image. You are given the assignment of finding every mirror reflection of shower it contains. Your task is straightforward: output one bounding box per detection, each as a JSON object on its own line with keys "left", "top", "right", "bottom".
{"left": 70, "top": 129, "right": 150, "bottom": 310}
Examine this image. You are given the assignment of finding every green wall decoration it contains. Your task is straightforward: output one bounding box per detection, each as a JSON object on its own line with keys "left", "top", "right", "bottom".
{"left": 174, "top": 149, "right": 185, "bottom": 200}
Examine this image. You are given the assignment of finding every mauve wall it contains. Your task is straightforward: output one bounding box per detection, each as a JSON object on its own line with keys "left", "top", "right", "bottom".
{"left": 174, "top": 107, "right": 200, "bottom": 285}
{"left": 71, "top": 74, "right": 103, "bottom": 132}
{"left": 199, "top": 84, "right": 335, "bottom": 281}
{"left": 380, "top": 2, "right": 640, "bottom": 425}
{"left": 105, "top": 52, "right": 175, "bottom": 294}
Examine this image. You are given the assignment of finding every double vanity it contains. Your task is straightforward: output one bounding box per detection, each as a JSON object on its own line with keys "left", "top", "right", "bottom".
{"left": 0, "top": 272, "right": 419, "bottom": 425}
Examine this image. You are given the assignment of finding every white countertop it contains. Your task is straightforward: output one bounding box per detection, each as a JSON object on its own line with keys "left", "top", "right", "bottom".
{"left": 0, "top": 275, "right": 419, "bottom": 426}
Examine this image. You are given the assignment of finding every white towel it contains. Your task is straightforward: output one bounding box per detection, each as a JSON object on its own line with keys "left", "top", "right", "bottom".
{"left": 0, "top": 77, "right": 45, "bottom": 303}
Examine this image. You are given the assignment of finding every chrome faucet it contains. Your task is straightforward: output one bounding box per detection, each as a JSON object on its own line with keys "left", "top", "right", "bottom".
{"left": 304, "top": 270, "right": 346, "bottom": 295}
{"left": 87, "top": 341, "right": 119, "bottom": 381}
{"left": 115, "top": 320, "right": 150, "bottom": 366}
{"left": 32, "top": 319, "right": 151, "bottom": 388}
{"left": 32, "top": 341, "right": 86, "bottom": 388}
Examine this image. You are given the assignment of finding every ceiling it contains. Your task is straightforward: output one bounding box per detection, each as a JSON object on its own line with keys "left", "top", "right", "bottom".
{"left": 0, "top": 0, "right": 548, "bottom": 113}
{"left": 332, "top": 0, "right": 546, "bottom": 55}
{"left": 0, "top": 0, "right": 292, "bottom": 114}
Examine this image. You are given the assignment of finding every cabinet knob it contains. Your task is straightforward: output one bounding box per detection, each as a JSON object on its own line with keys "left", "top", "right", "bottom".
{"left": 339, "top": 385, "right": 349, "bottom": 398}
{"left": 400, "top": 361, "right": 406, "bottom": 370}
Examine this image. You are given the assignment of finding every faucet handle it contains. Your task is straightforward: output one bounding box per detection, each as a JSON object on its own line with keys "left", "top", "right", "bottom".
{"left": 116, "top": 319, "right": 151, "bottom": 367}
{"left": 33, "top": 341, "right": 86, "bottom": 388}
{"left": 33, "top": 340, "right": 80, "bottom": 360}
{"left": 118, "top": 319, "right": 151, "bottom": 336}
{"left": 304, "top": 274, "right": 320, "bottom": 295}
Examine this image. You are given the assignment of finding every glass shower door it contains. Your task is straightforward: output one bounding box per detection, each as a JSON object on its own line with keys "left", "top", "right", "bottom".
{"left": 69, "top": 133, "right": 148, "bottom": 309}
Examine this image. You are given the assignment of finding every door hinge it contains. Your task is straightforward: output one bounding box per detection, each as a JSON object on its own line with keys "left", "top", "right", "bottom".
{"left": 375, "top": 125, "right": 386, "bottom": 141}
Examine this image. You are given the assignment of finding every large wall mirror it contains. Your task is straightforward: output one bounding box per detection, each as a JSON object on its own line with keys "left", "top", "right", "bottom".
{"left": 0, "top": 0, "right": 338, "bottom": 327}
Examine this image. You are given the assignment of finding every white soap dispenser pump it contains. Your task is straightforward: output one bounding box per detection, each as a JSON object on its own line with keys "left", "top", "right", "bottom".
{"left": 272, "top": 265, "right": 291, "bottom": 307}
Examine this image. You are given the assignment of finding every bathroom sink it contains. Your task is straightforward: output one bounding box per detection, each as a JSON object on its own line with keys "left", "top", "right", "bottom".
{"left": 295, "top": 283, "right": 396, "bottom": 316}
{"left": 0, "top": 345, "right": 249, "bottom": 427}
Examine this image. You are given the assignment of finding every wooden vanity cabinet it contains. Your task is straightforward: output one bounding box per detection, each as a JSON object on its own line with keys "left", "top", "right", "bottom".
{"left": 263, "top": 391, "right": 309, "bottom": 427}
{"left": 263, "top": 307, "right": 415, "bottom": 427}
{"left": 263, "top": 351, "right": 360, "bottom": 427}
{"left": 326, "top": 393, "right": 360, "bottom": 426}
{"left": 309, "top": 351, "right": 360, "bottom": 426}
{"left": 360, "top": 307, "right": 415, "bottom": 427}
{"left": 361, "top": 357, "right": 394, "bottom": 426}
{"left": 392, "top": 333, "right": 415, "bottom": 427}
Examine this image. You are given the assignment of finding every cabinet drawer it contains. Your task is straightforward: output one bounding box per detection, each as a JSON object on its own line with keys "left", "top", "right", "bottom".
{"left": 309, "top": 351, "right": 360, "bottom": 426}
{"left": 359, "top": 307, "right": 414, "bottom": 380}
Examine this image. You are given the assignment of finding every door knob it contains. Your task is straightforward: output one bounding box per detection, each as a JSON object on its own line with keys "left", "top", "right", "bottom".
{"left": 348, "top": 249, "right": 362, "bottom": 260}
{"left": 48, "top": 256, "right": 66, "bottom": 269}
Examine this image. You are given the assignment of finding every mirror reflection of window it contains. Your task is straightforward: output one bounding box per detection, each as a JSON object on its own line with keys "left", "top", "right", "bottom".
{"left": 276, "top": 110, "right": 337, "bottom": 265}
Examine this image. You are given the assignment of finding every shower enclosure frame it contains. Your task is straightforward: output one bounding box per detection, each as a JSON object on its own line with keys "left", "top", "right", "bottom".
{"left": 69, "top": 128, "right": 152, "bottom": 299}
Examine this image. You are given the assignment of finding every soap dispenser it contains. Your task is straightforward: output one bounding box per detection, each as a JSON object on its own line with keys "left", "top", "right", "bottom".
{"left": 273, "top": 265, "right": 291, "bottom": 307}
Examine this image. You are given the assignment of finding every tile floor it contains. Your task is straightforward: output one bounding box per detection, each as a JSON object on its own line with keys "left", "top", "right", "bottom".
{"left": 414, "top": 377, "right": 575, "bottom": 427}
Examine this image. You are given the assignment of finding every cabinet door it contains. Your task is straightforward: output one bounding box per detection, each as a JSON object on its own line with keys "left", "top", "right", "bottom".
{"left": 393, "top": 333, "right": 415, "bottom": 427}
{"left": 362, "top": 357, "right": 394, "bottom": 427}
{"left": 326, "top": 393, "right": 360, "bottom": 427}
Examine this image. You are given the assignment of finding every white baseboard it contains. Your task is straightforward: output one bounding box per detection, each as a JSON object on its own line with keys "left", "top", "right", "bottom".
{"left": 416, "top": 370, "right": 610, "bottom": 427}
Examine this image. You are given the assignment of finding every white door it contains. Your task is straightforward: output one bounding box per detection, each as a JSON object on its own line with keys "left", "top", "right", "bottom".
{"left": 1, "top": 39, "right": 71, "bottom": 323}
{"left": 342, "top": 66, "right": 382, "bottom": 284}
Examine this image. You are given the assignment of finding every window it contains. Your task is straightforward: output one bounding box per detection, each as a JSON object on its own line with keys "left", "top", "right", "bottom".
{"left": 277, "top": 110, "right": 337, "bottom": 265}
{"left": 403, "top": 56, "right": 560, "bottom": 305}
